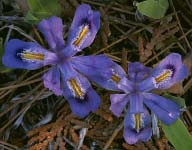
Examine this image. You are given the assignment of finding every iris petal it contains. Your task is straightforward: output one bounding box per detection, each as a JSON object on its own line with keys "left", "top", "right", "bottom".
{"left": 151, "top": 53, "right": 187, "bottom": 89}
{"left": 60, "top": 63, "right": 100, "bottom": 117}
{"left": 143, "top": 93, "right": 180, "bottom": 125}
{"left": 59, "top": 61, "right": 78, "bottom": 81}
{"left": 43, "top": 66, "right": 63, "bottom": 96}
{"left": 123, "top": 108, "right": 152, "bottom": 144}
{"left": 2, "top": 39, "right": 57, "bottom": 70}
{"left": 129, "top": 93, "right": 144, "bottom": 113}
{"left": 65, "top": 86, "right": 100, "bottom": 118}
{"left": 59, "top": 62, "right": 91, "bottom": 99}
{"left": 128, "top": 62, "right": 151, "bottom": 82}
{"left": 137, "top": 77, "right": 156, "bottom": 92}
{"left": 117, "top": 77, "right": 134, "bottom": 93}
{"left": 124, "top": 108, "right": 151, "bottom": 130}
{"left": 63, "top": 4, "right": 100, "bottom": 57}
{"left": 38, "top": 16, "right": 65, "bottom": 51}
{"left": 110, "top": 94, "right": 128, "bottom": 117}
{"left": 123, "top": 126, "right": 152, "bottom": 144}
{"left": 71, "top": 55, "right": 126, "bottom": 91}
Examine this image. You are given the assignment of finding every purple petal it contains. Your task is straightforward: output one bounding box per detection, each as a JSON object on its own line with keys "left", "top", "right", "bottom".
{"left": 43, "top": 66, "right": 63, "bottom": 96}
{"left": 59, "top": 62, "right": 91, "bottom": 97}
{"left": 2, "top": 39, "right": 57, "bottom": 70}
{"left": 128, "top": 62, "right": 151, "bottom": 82}
{"left": 117, "top": 77, "right": 134, "bottom": 93}
{"left": 151, "top": 53, "right": 187, "bottom": 89}
{"left": 60, "top": 61, "right": 100, "bottom": 117}
{"left": 59, "top": 61, "right": 78, "bottom": 81}
{"left": 143, "top": 93, "right": 180, "bottom": 125}
{"left": 67, "top": 87, "right": 100, "bottom": 118}
{"left": 60, "top": 66, "right": 100, "bottom": 118}
{"left": 112, "top": 61, "right": 127, "bottom": 80}
{"left": 123, "top": 126, "right": 152, "bottom": 144}
{"left": 129, "top": 93, "right": 144, "bottom": 113}
{"left": 63, "top": 4, "right": 100, "bottom": 57}
{"left": 71, "top": 55, "right": 126, "bottom": 91}
{"left": 38, "top": 16, "right": 65, "bottom": 51}
{"left": 123, "top": 108, "right": 152, "bottom": 144}
{"left": 110, "top": 94, "right": 128, "bottom": 117}
{"left": 137, "top": 77, "right": 156, "bottom": 92}
{"left": 124, "top": 108, "right": 151, "bottom": 130}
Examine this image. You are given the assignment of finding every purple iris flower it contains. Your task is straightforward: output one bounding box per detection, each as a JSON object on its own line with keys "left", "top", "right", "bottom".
{"left": 110, "top": 53, "right": 187, "bottom": 144}
{"left": 2, "top": 4, "right": 126, "bottom": 118}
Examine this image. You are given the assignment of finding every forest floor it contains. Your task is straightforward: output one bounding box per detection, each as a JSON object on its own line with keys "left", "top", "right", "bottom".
{"left": 0, "top": 0, "right": 192, "bottom": 150}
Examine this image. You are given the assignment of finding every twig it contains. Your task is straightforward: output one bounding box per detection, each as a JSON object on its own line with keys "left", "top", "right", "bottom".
{"left": 103, "top": 121, "right": 124, "bottom": 150}
{"left": 0, "top": 78, "right": 41, "bottom": 91}
{"left": 170, "top": 0, "right": 192, "bottom": 51}
{"left": 0, "top": 25, "right": 36, "bottom": 42}
{"left": 4, "top": 24, "right": 13, "bottom": 45}
{"left": 121, "top": 48, "right": 128, "bottom": 72}
{"left": 144, "top": 28, "right": 192, "bottom": 65}
{"left": 0, "top": 16, "right": 24, "bottom": 21}
{"left": 63, "top": 136, "right": 77, "bottom": 149}
{"left": 32, "top": 26, "right": 46, "bottom": 47}
{"left": 0, "top": 83, "right": 42, "bottom": 118}
{"left": 80, "top": 0, "right": 135, "bottom": 15}
{"left": 0, "top": 140, "right": 17, "bottom": 149}
{"left": 0, "top": 88, "right": 46, "bottom": 133}
{"left": 94, "top": 34, "right": 130, "bottom": 55}
{"left": 184, "top": 78, "right": 192, "bottom": 93}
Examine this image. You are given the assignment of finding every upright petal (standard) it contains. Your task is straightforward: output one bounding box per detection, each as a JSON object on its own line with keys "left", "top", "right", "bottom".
{"left": 38, "top": 16, "right": 65, "bottom": 51}
{"left": 128, "top": 62, "right": 151, "bottom": 82}
{"left": 43, "top": 66, "right": 63, "bottom": 96}
{"left": 110, "top": 94, "right": 129, "bottom": 117}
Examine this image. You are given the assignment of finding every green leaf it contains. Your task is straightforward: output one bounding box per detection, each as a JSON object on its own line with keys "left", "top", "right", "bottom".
{"left": 25, "top": 0, "right": 61, "bottom": 24}
{"left": 25, "top": 11, "right": 39, "bottom": 23}
{"left": 163, "top": 93, "right": 186, "bottom": 109}
{"left": 162, "top": 119, "right": 192, "bottom": 150}
{"left": 136, "top": 0, "right": 169, "bottom": 19}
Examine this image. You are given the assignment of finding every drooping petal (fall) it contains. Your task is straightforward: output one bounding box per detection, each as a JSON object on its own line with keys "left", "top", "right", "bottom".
{"left": 64, "top": 86, "right": 100, "bottom": 118}
{"left": 63, "top": 4, "right": 100, "bottom": 57}
{"left": 110, "top": 94, "right": 129, "bottom": 117}
{"left": 123, "top": 108, "right": 152, "bottom": 144}
{"left": 37, "top": 16, "right": 65, "bottom": 51}
{"left": 151, "top": 53, "right": 187, "bottom": 89}
{"left": 59, "top": 62, "right": 91, "bottom": 99}
{"left": 71, "top": 55, "right": 126, "bottom": 91}
{"left": 2, "top": 39, "right": 57, "bottom": 70}
{"left": 43, "top": 66, "right": 63, "bottom": 96}
{"left": 123, "top": 126, "right": 152, "bottom": 144}
{"left": 143, "top": 93, "right": 180, "bottom": 125}
{"left": 60, "top": 63, "right": 100, "bottom": 117}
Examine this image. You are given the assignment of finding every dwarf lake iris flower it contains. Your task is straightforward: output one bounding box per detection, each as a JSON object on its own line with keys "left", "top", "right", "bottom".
{"left": 110, "top": 53, "right": 187, "bottom": 144}
{"left": 2, "top": 4, "right": 126, "bottom": 118}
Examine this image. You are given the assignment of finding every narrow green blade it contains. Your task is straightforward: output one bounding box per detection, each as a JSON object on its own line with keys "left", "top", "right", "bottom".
{"left": 162, "top": 119, "right": 192, "bottom": 150}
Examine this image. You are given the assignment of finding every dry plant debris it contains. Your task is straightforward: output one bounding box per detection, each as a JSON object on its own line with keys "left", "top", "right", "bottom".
{"left": 0, "top": 0, "right": 192, "bottom": 150}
